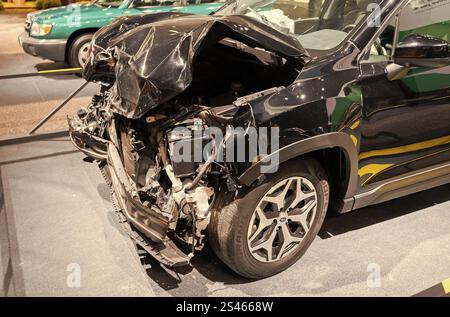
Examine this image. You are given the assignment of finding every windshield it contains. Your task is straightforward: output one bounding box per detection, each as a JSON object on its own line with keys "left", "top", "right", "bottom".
{"left": 215, "top": 0, "right": 382, "bottom": 51}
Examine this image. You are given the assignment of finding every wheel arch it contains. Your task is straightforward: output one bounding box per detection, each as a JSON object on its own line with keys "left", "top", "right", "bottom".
{"left": 237, "top": 132, "right": 359, "bottom": 212}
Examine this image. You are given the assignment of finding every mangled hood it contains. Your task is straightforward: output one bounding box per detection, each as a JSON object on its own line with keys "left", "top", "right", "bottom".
{"left": 83, "top": 12, "right": 310, "bottom": 119}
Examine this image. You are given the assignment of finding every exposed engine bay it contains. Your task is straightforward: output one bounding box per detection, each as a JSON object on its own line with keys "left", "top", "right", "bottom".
{"left": 70, "top": 92, "right": 231, "bottom": 265}
{"left": 68, "top": 12, "right": 309, "bottom": 266}
{"left": 69, "top": 84, "right": 279, "bottom": 265}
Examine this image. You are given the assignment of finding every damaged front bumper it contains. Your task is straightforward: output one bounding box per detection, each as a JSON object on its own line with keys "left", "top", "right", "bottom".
{"left": 68, "top": 118, "right": 109, "bottom": 160}
{"left": 68, "top": 118, "right": 191, "bottom": 267}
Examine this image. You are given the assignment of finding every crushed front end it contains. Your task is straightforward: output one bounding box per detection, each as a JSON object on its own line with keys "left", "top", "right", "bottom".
{"left": 68, "top": 12, "right": 309, "bottom": 267}
{"left": 69, "top": 95, "right": 234, "bottom": 266}
{"left": 69, "top": 91, "right": 254, "bottom": 266}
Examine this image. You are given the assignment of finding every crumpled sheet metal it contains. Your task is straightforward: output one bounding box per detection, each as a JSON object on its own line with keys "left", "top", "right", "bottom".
{"left": 83, "top": 12, "right": 310, "bottom": 119}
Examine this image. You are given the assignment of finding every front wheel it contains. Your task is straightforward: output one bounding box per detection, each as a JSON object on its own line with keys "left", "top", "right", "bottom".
{"left": 67, "top": 33, "right": 93, "bottom": 68}
{"left": 208, "top": 159, "right": 329, "bottom": 279}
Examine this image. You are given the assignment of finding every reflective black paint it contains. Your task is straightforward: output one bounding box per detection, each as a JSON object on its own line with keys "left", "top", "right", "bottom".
{"left": 82, "top": 0, "right": 450, "bottom": 212}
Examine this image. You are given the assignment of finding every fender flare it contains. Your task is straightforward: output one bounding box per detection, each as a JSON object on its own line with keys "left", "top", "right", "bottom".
{"left": 237, "top": 132, "right": 359, "bottom": 199}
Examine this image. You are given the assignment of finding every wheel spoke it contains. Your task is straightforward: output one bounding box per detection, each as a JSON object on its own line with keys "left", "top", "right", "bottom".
{"left": 249, "top": 224, "right": 278, "bottom": 261}
{"left": 285, "top": 178, "right": 316, "bottom": 211}
{"left": 261, "top": 178, "right": 293, "bottom": 211}
{"left": 276, "top": 223, "right": 301, "bottom": 260}
{"left": 249, "top": 206, "right": 274, "bottom": 242}
{"left": 301, "top": 199, "right": 317, "bottom": 215}
{"left": 279, "top": 178, "right": 293, "bottom": 208}
{"left": 261, "top": 195, "right": 280, "bottom": 205}
{"left": 288, "top": 200, "right": 316, "bottom": 231}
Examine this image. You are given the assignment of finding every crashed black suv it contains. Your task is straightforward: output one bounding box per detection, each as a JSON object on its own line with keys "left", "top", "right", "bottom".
{"left": 69, "top": 0, "right": 450, "bottom": 278}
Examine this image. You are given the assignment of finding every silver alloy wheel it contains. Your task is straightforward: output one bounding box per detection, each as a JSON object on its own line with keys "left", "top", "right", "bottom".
{"left": 77, "top": 42, "right": 90, "bottom": 67}
{"left": 247, "top": 176, "right": 318, "bottom": 263}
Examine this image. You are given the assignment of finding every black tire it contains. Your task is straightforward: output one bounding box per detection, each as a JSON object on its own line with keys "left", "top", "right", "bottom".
{"left": 67, "top": 33, "right": 93, "bottom": 68}
{"left": 208, "top": 159, "right": 329, "bottom": 279}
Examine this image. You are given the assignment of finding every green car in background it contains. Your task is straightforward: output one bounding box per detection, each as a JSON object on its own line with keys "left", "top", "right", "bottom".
{"left": 19, "top": 0, "right": 225, "bottom": 67}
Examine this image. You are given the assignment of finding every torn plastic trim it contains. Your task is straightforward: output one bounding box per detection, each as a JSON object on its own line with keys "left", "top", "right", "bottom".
{"left": 106, "top": 142, "right": 171, "bottom": 242}
{"left": 68, "top": 117, "right": 108, "bottom": 160}
{"left": 100, "top": 164, "right": 191, "bottom": 267}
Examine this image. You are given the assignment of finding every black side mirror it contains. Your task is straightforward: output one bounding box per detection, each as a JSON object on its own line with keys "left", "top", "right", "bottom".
{"left": 394, "top": 34, "right": 449, "bottom": 68}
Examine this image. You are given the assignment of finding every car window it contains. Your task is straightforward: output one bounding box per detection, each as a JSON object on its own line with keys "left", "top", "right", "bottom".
{"left": 215, "top": 0, "right": 383, "bottom": 51}
{"left": 365, "top": 15, "right": 395, "bottom": 62}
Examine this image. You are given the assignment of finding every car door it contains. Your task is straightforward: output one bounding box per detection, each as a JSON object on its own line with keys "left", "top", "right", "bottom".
{"left": 357, "top": 0, "right": 450, "bottom": 187}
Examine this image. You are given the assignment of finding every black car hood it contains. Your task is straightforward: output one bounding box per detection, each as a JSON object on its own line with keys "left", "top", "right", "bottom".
{"left": 83, "top": 12, "right": 310, "bottom": 119}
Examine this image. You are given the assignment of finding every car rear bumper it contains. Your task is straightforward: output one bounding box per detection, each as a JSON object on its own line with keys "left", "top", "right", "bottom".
{"left": 18, "top": 32, "right": 67, "bottom": 62}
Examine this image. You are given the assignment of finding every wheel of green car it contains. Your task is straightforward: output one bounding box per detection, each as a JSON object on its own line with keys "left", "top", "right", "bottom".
{"left": 68, "top": 33, "right": 93, "bottom": 68}
{"left": 208, "top": 159, "right": 329, "bottom": 279}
